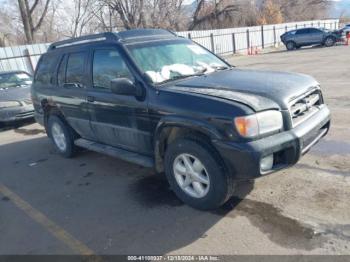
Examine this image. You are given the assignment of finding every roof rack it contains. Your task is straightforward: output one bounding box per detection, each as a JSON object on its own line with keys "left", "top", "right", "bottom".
{"left": 48, "top": 32, "right": 119, "bottom": 50}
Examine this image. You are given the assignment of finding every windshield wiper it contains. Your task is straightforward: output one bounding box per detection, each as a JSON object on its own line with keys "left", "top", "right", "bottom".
{"left": 159, "top": 71, "right": 207, "bottom": 84}
{"left": 212, "top": 65, "right": 231, "bottom": 71}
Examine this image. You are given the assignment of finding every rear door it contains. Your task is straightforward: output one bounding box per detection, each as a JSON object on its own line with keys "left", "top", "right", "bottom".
{"left": 86, "top": 46, "right": 152, "bottom": 155}
{"left": 55, "top": 52, "right": 96, "bottom": 140}
{"left": 295, "top": 29, "right": 310, "bottom": 45}
{"left": 308, "top": 28, "right": 324, "bottom": 44}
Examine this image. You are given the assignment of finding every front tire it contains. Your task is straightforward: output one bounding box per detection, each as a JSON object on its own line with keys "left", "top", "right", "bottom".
{"left": 164, "top": 138, "right": 233, "bottom": 210}
{"left": 286, "top": 41, "right": 296, "bottom": 51}
{"left": 48, "top": 115, "right": 76, "bottom": 158}
{"left": 324, "top": 37, "right": 335, "bottom": 47}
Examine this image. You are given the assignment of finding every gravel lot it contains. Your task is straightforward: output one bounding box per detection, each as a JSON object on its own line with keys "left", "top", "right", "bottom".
{"left": 0, "top": 45, "right": 349, "bottom": 255}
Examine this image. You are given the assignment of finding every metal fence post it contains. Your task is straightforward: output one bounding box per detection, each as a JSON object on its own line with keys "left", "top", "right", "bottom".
{"left": 295, "top": 24, "right": 298, "bottom": 29}
{"left": 210, "top": 33, "right": 215, "bottom": 53}
{"left": 318, "top": 21, "right": 321, "bottom": 28}
{"left": 232, "top": 33, "right": 236, "bottom": 54}
{"left": 188, "top": 33, "right": 191, "bottom": 39}
{"left": 273, "top": 26, "right": 276, "bottom": 46}
{"left": 311, "top": 22, "right": 313, "bottom": 27}
{"left": 246, "top": 29, "right": 250, "bottom": 51}
{"left": 285, "top": 25, "right": 288, "bottom": 32}
{"left": 261, "top": 25, "right": 265, "bottom": 49}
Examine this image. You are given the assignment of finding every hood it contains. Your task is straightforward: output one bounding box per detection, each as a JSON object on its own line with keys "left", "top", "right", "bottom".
{"left": 165, "top": 69, "right": 319, "bottom": 111}
{"left": 0, "top": 85, "right": 31, "bottom": 102}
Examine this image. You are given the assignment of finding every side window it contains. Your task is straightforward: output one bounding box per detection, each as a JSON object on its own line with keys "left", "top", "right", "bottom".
{"left": 92, "top": 49, "right": 133, "bottom": 90}
{"left": 309, "top": 28, "right": 321, "bottom": 34}
{"left": 57, "top": 55, "right": 67, "bottom": 87}
{"left": 296, "top": 29, "right": 308, "bottom": 35}
{"left": 66, "top": 52, "right": 86, "bottom": 85}
{"left": 34, "top": 54, "right": 59, "bottom": 86}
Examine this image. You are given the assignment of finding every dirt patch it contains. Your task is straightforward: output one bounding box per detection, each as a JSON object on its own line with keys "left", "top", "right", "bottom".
{"left": 1, "top": 196, "right": 10, "bottom": 201}
{"left": 214, "top": 197, "right": 323, "bottom": 250}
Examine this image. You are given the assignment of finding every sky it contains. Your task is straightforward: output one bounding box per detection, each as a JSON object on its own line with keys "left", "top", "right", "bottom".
{"left": 330, "top": 0, "right": 350, "bottom": 16}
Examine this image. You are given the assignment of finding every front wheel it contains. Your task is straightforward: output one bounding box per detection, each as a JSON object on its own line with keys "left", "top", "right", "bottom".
{"left": 286, "top": 41, "right": 296, "bottom": 51}
{"left": 164, "top": 138, "right": 233, "bottom": 210}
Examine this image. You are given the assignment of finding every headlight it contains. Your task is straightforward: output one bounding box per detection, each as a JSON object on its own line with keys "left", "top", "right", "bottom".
{"left": 234, "top": 110, "right": 283, "bottom": 138}
{"left": 0, "top": 101, "right": 21, "bottom": 109}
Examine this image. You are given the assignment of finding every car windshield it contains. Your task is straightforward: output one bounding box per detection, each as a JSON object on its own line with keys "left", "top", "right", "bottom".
{"left": 0, "top": 72, "right": 32, "bottom": 89}
{"left": 127, "top": 40, "right": 230, "bottom": 84}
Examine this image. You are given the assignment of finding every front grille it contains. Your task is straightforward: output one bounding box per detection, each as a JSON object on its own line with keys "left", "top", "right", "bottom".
{"left": 23, "top": 99, "right": 33, "bottom": 105}
{"left": 16, "top": 110, "right": 34, "bottom": 119}
{"left": 289, "top": 88, "right": 323, "bottom": 127}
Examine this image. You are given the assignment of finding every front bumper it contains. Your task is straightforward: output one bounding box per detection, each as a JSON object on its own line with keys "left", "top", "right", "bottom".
{"left": 213, "top": 105, "right": 331, "bottom": 180}
{"left": 0, "top": 105, "right": 34, "bottom": 123}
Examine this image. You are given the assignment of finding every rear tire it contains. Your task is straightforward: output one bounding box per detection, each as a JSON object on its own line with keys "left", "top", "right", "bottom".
{"left": 286, "top": 41, "right": 296, "bottom": 51}
{"left": 48, "top": 115, "right": 76, "bottom": 158}
{"left": 164, "top": 138, "right": 233, "bottom": 210}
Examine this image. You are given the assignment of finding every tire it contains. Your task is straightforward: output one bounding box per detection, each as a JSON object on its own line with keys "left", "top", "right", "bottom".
{"left": 164, "top": 138, "right": 233, "bottom": 210}
{"left": 48, "top": 115, "right": 76, "bottom": 158}
{"left": 324, "top": 37, "right": 335, "bottom": 47}
{"left": 286, "top": 41, "right": 296, "bottom": 51}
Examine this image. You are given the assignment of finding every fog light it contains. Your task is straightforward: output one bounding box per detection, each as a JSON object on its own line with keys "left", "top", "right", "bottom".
{"left": 260, "top": 155, "right": 274, "bottom": 172}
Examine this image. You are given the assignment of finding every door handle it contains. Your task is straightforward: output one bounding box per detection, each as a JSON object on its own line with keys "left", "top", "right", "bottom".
{"left": 87, "top": 96, "right": 95, "bottom": 102}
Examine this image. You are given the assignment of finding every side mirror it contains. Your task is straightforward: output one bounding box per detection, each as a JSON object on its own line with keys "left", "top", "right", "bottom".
{"left": 110, "top": 78, "right": 137, "bottom": 96}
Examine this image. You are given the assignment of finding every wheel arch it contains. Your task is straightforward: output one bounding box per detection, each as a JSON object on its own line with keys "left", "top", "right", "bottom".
{"left": 154, "top": 116, "right": 223, "bottom": 173}
{"left": 41, "top": 100, "right": 71, "bottom": 138}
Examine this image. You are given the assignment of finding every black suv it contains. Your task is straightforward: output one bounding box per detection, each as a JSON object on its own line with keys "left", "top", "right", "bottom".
{"left": 32, "top": 29, "right": 330, "bottom": 210}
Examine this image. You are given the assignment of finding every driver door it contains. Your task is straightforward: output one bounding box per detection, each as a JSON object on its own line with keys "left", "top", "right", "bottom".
{"left": 86, "top": 46, "right": 152, "bottom": 155}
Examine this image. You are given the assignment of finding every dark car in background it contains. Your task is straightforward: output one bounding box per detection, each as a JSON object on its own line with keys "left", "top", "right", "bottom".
{"left": 281, "top": 27, "right": 341, "bottom": 50}
{"left": 0, "top": 71, "right": 34, "bottom": 124}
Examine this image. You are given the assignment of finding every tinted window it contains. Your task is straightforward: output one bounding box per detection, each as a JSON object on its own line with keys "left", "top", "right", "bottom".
{"left": 35, "top": 54, "right": 59, "bottom": 85}
{"left": 309, "top": 28, "right": 321, "bottom": 34}
{"left": 57, "top": 55, "right": 67, "bottom": 87}
{"left": 296, "top": 29, "right": 309, "bottom": 35}
{"left": 93, "top": 49, "right": 133, "bottom": 90}
{"left": 66, "top": 52, "right": 86, "bottom": 85}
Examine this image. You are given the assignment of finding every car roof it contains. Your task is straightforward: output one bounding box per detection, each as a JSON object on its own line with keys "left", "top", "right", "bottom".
{"left": 48, "top": 29, "right": 179, "bottom": 51}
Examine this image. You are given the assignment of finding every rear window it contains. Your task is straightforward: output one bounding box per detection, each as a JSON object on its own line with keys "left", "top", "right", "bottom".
{"left": 35, "top": 54, "right": 60, "bottom": 85}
